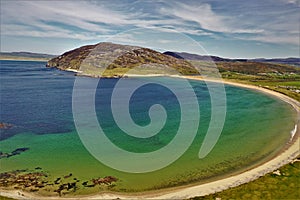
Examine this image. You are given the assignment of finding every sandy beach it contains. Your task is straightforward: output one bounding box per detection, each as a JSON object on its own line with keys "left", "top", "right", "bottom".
{"left": 1, "top": 76, "right": 299, "bottom": 200}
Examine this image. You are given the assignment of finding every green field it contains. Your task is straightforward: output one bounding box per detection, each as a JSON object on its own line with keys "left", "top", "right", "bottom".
{"left": 190, "top": 156, "right": 300, "bottom": 200}
{"left": 221, "top": 71, "right": 300, "bottom": 101}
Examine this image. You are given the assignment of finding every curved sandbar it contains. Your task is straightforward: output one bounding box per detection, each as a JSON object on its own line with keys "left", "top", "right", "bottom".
{"left": 1, "top": 76, "right": 299, "bottom": 200}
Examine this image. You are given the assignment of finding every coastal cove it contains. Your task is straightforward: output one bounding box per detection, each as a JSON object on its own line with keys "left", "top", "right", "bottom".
{"left": 0, "top": 60, "right": 299, "bottom": 199}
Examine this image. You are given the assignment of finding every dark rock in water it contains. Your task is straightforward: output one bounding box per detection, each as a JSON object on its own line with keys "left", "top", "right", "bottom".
{"left": 0, "top": 122, "right": 19, "bottom": 141}
{"left": 86, "top": 184, "right": 95, "bottom": 187}
{"left": 82, "top": 181, "right": 88, "bottom": 186}
{"left": 67, "top": 182, "right": 76, "bottom": 190}
{"left": 54, "top": 177, "right": 61, "bottom": 184}
{"left": 35, "top": 167, "right": 42, "bottom": 170}
{"left": 0, "top": 122, "right": 13, "bottom": 129}
{"left": 0, "top": 147, "right": 29, "bottom": 159}
{"left": 64, "top": 173, "right": 72, "bottom": 178}
{"left": 92, "top": 176, "right": 118, "bottom": 185}
{"left": 54, "top": 182, "right": 77, "bottom": 195}
{"left": 0, "top": 152, "right": 9, "bottom": 158}
{"left": 0, "top": 169, "right": 48, "bottom": 190}
{"left": 11, "top": 147, "right": 29, "bottom": 155}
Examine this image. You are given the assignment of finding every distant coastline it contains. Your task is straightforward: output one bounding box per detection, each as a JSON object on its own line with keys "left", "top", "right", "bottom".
{"left": 0, "top": 52, "right": 56, "bottom": 62}
{"left": 0, "top": 57, "right": 50, "bottom": 62}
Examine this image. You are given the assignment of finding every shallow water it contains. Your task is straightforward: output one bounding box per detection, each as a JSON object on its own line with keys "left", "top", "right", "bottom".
{"left": 0, "top": 60, "right": 297, "bottom": 194}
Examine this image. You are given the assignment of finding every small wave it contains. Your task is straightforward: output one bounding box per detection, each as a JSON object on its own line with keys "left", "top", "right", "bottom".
{"left": 290, "top": 124, "right": 297, "bottom": 141}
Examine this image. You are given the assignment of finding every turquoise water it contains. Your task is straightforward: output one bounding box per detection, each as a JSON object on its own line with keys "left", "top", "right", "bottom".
{"left": 0, "top": 60, "right": 297, "bottom": 194}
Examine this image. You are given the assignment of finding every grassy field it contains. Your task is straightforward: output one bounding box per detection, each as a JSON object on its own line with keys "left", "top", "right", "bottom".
{"left": 190, "top": 156, "right": 300, "bottom": 200}
{"left": 221, "top": 71, "right": 300, "bottom": 101}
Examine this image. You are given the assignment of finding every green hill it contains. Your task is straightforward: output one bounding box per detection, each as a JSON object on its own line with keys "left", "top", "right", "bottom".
{"left": 46, "top": 42, "right": 199, "bottom": 77}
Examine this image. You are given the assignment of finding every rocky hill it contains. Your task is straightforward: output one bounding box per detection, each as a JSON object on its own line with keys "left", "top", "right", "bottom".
{"left": 47, "top": 43, "right": 300, "bottom": 77}
{"left": 46, "top": 42, "right": 198, "bottom": 77}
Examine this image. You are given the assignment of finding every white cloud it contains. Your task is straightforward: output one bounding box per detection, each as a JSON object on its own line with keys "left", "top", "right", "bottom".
{"left": 160, "top": 2, "right": 265, "bottom": 34}
{"left": 282, "top": 0, "right": 300, "bottom": 5}
{"left": 0, "top": 0, "right": 298, "bottom": 47}
{"left": 1, "top": 24, "right": 111, "bottom": 41}
{"left": 1, "top": 0, "right": 215, "bottom": 40}
{"left": 3, "top": 1, "right": 125, "bottom": 31}
{"left": 162, "top": 1, "right": 299, "bottom": 45}
{"left": 160, "top": 3, "right": 228, "bottom": 33}
{"left": 251, "top": 33, "right": 299, "bottom": 45}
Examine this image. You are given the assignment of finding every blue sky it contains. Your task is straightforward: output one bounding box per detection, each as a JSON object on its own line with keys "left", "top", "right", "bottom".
{"left": 0, "top": 0, "right": 299, "bottom": 58}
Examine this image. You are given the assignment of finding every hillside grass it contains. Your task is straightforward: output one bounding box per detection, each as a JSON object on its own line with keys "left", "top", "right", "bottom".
{"left": 221, "top": 71, "right": 300, "bottom": 101}
{"left": 190, "top": 157, "right": 300, "bottom": 200}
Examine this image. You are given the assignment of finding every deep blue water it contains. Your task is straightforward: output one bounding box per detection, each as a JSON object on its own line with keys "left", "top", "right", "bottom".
{"left": 0, "top": 60, "right": 295, "bottom": 146}
{"left": 0, "top": 60, "right": 76, "bottom": 139}
{"left": 0, "top": 60, "right": 209, "bottom": 143}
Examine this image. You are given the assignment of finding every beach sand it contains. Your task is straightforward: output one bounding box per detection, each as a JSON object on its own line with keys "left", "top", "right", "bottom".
{"left": 1, "top": 76, "right": 299, "bottom": 200}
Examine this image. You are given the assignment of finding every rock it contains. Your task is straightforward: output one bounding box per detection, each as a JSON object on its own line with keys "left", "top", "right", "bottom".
{"left": 92, "top": 176, "right": 118, "bottom": 185}
{"left": 272, "top": 170, "right": 281, "bottom": 176}
{"left": 0, "top": 147, "right": 29, "bottom": 159}
{"left": 0, "top": 122, "right": 13, "bottom": 129}
{"left": 63, "top": 173, "right": 72, "bottom": 178}
{"left": 54, "top": 177, "right": 61, "bottom": 184}
{"left": 82, "top": 181, "right": 88, "bottom": 186}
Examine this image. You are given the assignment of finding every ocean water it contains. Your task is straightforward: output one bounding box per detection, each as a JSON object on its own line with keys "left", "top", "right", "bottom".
{"left": 0, "top": 60, "right": 297, "bottom": 194}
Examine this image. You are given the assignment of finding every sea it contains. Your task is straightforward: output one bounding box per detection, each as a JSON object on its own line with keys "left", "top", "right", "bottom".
{"left": 0, "top": 60, "right": 296, "bottom": 194}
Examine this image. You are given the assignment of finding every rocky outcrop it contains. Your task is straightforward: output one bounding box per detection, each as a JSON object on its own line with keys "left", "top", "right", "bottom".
{"left": 0, "top": 147, "right": 29, "bottom": 159}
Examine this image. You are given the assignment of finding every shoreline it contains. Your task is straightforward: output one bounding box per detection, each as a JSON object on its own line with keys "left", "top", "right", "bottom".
{"left": 1, "top": 76, "right": 299, "bottom": 199}
{"left": 0, "top": 58, "right": 50, "bottom": 62}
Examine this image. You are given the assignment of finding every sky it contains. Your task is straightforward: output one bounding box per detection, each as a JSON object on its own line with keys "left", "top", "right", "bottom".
{"left": 0, "top": 0, "right": 299, "bottom": 58}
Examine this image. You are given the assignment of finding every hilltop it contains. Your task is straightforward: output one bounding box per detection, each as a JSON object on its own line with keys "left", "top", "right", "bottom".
{"left": 46, "top": 42, "right": 300, "bottom": 78}
{"left": 46, "top": 42, "right": 198, "bottom": 77}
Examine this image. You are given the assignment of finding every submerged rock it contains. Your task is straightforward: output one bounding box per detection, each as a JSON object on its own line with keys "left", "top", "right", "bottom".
{"left": 92, "top": 176, "right": 118, "bottom": 185}
{"left": 0, "top": 147, "right": 29, "bottom": 159}
{"left": 0, "top": 122, "right": 13, "bottom": 129}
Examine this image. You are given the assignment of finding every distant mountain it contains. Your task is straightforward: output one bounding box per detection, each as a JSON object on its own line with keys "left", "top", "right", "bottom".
{"left": 163, "top": 51, "right": 247, "bottom": 62}
{"left": 163, "top": 51, "right": 300, "bottom": 66}
{"left": 46, "top": 42, "right": 199, "bottom": 77}
{"left": 250, "top": 58, "right": 300, "bottom": 67}
{"left": 0, "top": 52, "right": 56, "bottom": 61}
